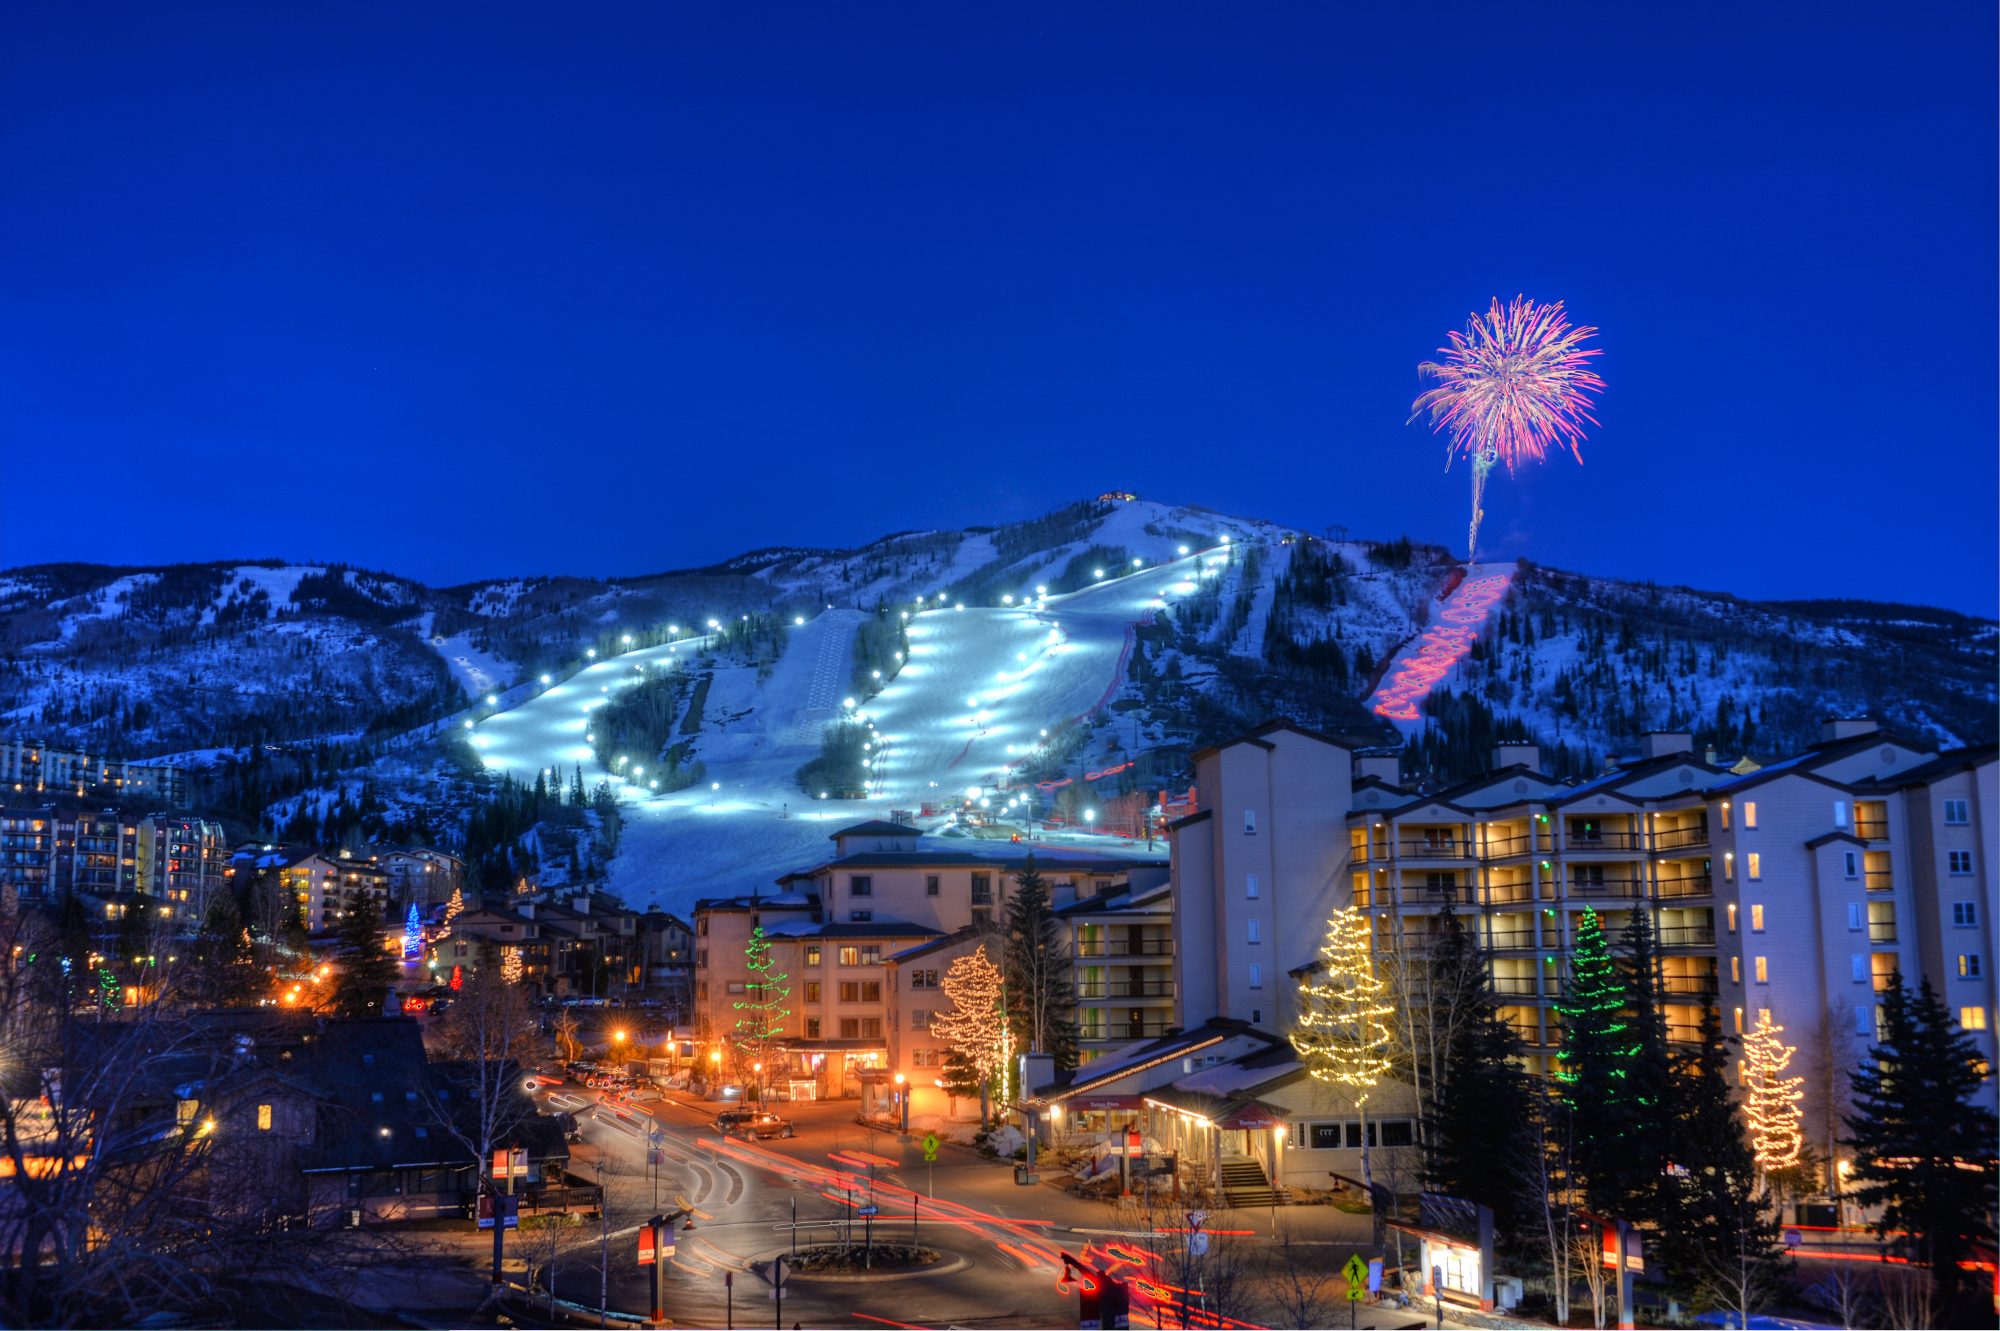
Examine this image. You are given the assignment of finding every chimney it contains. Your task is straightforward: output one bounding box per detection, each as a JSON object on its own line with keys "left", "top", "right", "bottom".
{"left": 1704, "top": 745, "right": 1719, "bottom": 765}
{"left": 1019, "top": 1050, "right": 1056, "bottom": 1100}
{"left": 1640, "top": 732, "right": 1694, "bottom": 760}
{"left": 1354, "top": 751, "right": 1401, "bottom": 785}
{"left": 1491, "top": 742, "right": 1542, "bottom": 773}
{"left": 1822, "top": 717, "right": 1881, "bottom": 742}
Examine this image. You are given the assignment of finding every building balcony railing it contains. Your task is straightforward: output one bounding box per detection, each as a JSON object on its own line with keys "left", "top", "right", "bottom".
{"left": 1562, "top": 829, "right": 1646, "bottom": 852}
{"left": 1075, "top": 939, "right": 1174, "bottom": 958}
{"left": 1666, "top": 1022, "right": 1706, "bottom": 1045}
{"left": 1655, "top": 872, "right": 1715, "bottom": 899}
{"left": 1661, "top": 975, "right": 1720, "bottom": 998}
{"left": 1652, "top": 825, "right": 1711, "bottom": 852}
{"left": 1488, "top": 977, "right": 1540, "bottom": 997}
{"left": 1077, "top": 979, "right": 1174, "bottom": 999}
{"left": 1486, "top": 929, "right": 1538, "bottom": 951}
{"left": 1565, "top": 877, "right": 1644, "bottom": 899}
{"left": 1865, "top": 870, "right": 1893, "bottom": 892}
{"left": 1402, "top": 884, "right": 1462, "bottom": 905}
{"left": 1080, "top": 1021, "right": 1174, "bottom": 1043}
{"left": 1659, "top": 925, "right": 1717, "bottom": 947}
{"left": 1484, "top": 882, "right": 1536, "bottom": 906}
{"left": 1480, "top": 833, "right": 1536, "bottom": 859}
{"left": 1868, "top": 922, "right": 1898, "bottom": 944}
{"left": 1398, "top": 839, "right": 1475, "bottom": 859}
{"left": 1854, "top": 820, "right": 1889, "bottom": 841}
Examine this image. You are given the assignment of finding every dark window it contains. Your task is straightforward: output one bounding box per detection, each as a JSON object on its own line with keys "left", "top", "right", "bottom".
{"left": 805, "top": 1018, "right": 821, "bottom": 1039}
{"left": 971, "top": 874, "right": 992, "bottom": 903}
{"left": 839, "top": 982, "right": 859, "bottom": 1003}
{"left": 926, "top": 875, "right": 940, "bottom": 897}
{"left": 861, "top": 981, "right": 882, "bottom": 1002}
{"left": 851, "top": 876, "right": 873, "bottom": 897}
{"left": 1309, "top": 1123, "right": 1342, "bottom": 1150}
{"left": 804, "top": 982, "right": 821, "bottom": 1003}
{"left": 850, "top": 910, "right": 873, "bottom": 922}
{"left": 1380, "top": 1120, "right": 1415, "bottom": 1148}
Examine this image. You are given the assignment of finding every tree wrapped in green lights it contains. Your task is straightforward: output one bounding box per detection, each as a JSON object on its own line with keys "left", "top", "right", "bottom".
{"left": 731, "top": 926, "right": 791, "bottom": 1098}
{"left": 1554, "top": 905, "right": 1640, "bottom": 1214}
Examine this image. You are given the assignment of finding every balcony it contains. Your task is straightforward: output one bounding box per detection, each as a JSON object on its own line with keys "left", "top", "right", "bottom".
{"left": 1398, "top": 837, "right": 1474, "bottom": 860}
{"left": 1480, "top": 833, "right": 1536, "bottom": 859}
{"left": 1564, "top": 876, "right": 1644, "bottom": 900}
{"left": 1854, "top": 819, "right": 1889, "bottom": 842}
{"left": 1653, "top": 824, "right": 1711, "bottom": 852}
{"left": 1865, "top": 870, "right": 1894, "bottom": 892}
{"left": 1659, "top": 925, "right": 1717, "bottom": 947}
{"left": 1081, "top": 1021, "right": 1174, "bottom": 1043}
{"left": 1661, "top": 974, "right": 1720, "bottom": 998}
{"left": 1488, "top": 976, "right": 1540, "bottom": 997}
{"left": 1076, "top": 978, "right": 1174, "bottom": 1000}
{"left": 1484, "top": 881, "right": 1536, "bottom": 906}
{"left": 1074, "top": 938, "right": 1174, "bottom": 958}
{"left": 1487, "top": 928, "right": 1538, "bottom": 951}
{"left": 1666, "top": 1022, "right": 1705, "bottom": 1045}
{"left": 1655, "top": 872, "right": 1715, "bottom": 899}
{"left": 1562, "top": 829, "right": 1646, "bottom": 853}
{"left": 1868, "top": 922, "right": 1898, "bottom": 944}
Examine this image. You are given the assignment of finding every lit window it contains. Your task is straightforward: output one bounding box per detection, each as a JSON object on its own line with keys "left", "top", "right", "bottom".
{"left": 1961, "top": 1007, "right": 1989, "bottom": 1032}
{"left": 1832, "top": 800, "right": 1848, "bottom": 828}
{"left": 1958, "top": 954, "right": 1982, "bottom": 979}
{"left": 1721, "top": 802, "right": 1731, "bottom": 830}
{"left": 1747, "top": 852, "right": 1762, "bottom": 880}
{"left": 1750, "top": 904, "right": 1765, "bottom": 932}
{"left": 1727, "top": 903, "right": 1738, "bottom": 932}
{"left": 804, "top": 946, "right": 821, "bottom": 966}
{"left": 1743, "top": 801, "right": 1758, "bottom": 829}
{"left": 1731, "top": 956, "right": 1742, "bottom": 983}
{"left": 1724, "top": 854, "right": 1736, "bottom": 883}
{"left": 1733, "top": 1007, "right": 1744, "bottom": 1034}
{"left": 257, "top": 1104, "right": 272, "bottom": 1131}
{"left": 1753, "top": 956, "right": 1768, "bottom": 984}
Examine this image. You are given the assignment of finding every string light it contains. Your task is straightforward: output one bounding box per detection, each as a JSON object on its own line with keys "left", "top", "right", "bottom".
{"left": 1292, "top": 905, "right": 1393, "bottom": 1185}
{"left": 1743, "top": 1010, "right": 1805, "bottom": 1170}
{"left": 500, "top": 946, "right": 523, "bottom": 984}
{"left": 731, "top": 926, "right": 792, "bottom": 1072}
{"left": 929, "top": 946, "right": 1009, "bottom": 1100}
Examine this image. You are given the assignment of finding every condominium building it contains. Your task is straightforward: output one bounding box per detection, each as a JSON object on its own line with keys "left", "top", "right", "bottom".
{"left": 1168, "top": 719, "right": 2000, "bottom": 1169}
{"left": 0, "top": 740, "right": 187, "bottom": 805}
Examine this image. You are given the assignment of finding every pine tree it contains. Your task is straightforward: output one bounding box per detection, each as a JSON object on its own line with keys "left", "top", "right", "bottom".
{"left": 1424, "top": 910, "right": 1534, "bottom": 1243}
{"left": 330, "top": 892, "right": 396, "bottom": 1017}
{"left": 1002, "top": 857, "right": 1077, "bottom": 1075}
{"left": 1610, "top": 911, "right": 1674, "bottom": 1222}
{"left": 730, "top": 926, "right": 791, "bottom": 1095}
{"left": 1654, "top": 1006, "right": 1773, "bottom": 1303}
{"left": 1844, "top": 977, "right": 1999, "bottom": 1311}
{"left": 1554, "top": 905, "right": 1640, "bottom": 1215}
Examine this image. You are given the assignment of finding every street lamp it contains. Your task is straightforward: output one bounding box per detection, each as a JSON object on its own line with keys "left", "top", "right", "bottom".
{"left": 894, "top": 1072, "right": 910, "bottom": 1135}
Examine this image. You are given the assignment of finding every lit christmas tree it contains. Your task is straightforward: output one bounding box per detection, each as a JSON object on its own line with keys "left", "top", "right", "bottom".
{"left": 731, "top": 926, "right": 791, "bottom": 1093}
{"left": 443, "top": 886, "right": 464, "bottom": 928}
{"left": 1555, "top": 905, "right": 1641, "bottom": 1212}
{"left": 1290, "top": 905, "right": 1393, "bottom": 1182}
{"left": 1742, "top": 1010, "right": 1804, "bottom": 1171}
{"left": 929, "top": 946, "right": 1009, "bottom": 1120}
{"left": 449, "top": 963, "right": 463, "bottom": 991}
{"left": 402, "top": 903, "right": 424, "bottom": 960}
{"left": 500, "top": 946, "right": 523, "bottom": 984}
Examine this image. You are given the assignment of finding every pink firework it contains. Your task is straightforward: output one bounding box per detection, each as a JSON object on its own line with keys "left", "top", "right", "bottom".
{"left": 1411, "top": 295, "right": 1605, "bottom": 556}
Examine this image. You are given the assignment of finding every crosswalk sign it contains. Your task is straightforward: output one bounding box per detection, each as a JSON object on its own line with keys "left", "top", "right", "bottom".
{"left": 1343, "top": 1254, "right": 1368, "bottom": 1301}
{"left": 922, "top": 1132, "right": 940, "bottom": 1162}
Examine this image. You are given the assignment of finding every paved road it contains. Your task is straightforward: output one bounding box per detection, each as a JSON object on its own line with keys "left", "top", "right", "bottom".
{"left": 527, "top": 1082, "right": 1443, "bottom": 1331}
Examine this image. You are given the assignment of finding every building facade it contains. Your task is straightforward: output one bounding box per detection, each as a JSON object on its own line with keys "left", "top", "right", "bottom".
{"left": 0, "top": 739, "right": 187, "bottom": 805}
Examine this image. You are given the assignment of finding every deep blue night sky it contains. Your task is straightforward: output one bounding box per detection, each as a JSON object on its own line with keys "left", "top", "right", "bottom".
{"left": 5, "top": 4, "right": 1994, "bottom": 613}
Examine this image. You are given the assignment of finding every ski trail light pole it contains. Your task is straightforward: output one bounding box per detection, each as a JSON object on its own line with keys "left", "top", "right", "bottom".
{"left": 724, "top": 1270, "right": 733, "bottom": 1329}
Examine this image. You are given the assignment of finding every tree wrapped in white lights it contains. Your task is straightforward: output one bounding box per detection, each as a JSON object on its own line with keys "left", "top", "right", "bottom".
{"left": 1291, "top": 904, "right": 1394, "bottom": 1183}
{"left": 929, "top": 946, "right": 1009, "bottom": 1121}
{"left": 443, "top": 886, "right": 465, "bottom": 928}
{"left": 1742, "top": 1010, "right": 1804, "bottom": 1171}
{"left": 499, "top": 946, "right": 523, "bottom": 985}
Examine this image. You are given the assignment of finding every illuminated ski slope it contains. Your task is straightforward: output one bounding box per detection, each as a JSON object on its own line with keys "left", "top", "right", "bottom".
{"left": 1367, "top": 560, "right": 1517, "bottom": 732}
{"left": 461, "top": 546, "right": 1236, "bottom": 911}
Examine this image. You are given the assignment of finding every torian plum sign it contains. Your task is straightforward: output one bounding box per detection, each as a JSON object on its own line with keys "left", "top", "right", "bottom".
{"left": 1369, "top": 571, "right": 1512, "bottom": 723}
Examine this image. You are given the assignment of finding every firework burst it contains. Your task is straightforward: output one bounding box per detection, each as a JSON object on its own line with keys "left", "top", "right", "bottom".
{"left": 1411, "top": 295, "right": 1605, "bottom": 558}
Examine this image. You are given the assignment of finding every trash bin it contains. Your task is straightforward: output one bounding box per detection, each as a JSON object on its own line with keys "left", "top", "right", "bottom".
{"left": 1014, "top": 1165, "right": 1039, "bottom": 1185}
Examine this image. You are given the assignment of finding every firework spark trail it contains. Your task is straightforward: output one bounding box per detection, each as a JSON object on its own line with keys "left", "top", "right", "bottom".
{"left": 1411, "top": 295, "right": 1604, "bottom": 557}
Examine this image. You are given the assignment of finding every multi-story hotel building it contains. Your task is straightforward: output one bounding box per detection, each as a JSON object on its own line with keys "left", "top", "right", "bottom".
{"left": 1168, "top": 719, "right": 1999, "bottom": 1161}
{"left": 0, "top": 740, "right": 187, "bottom": 805}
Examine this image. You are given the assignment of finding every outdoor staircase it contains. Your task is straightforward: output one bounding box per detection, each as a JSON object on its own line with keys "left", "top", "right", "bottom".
{"left": 1219, "top": 1156, "right": 1280, "bottom": 1209}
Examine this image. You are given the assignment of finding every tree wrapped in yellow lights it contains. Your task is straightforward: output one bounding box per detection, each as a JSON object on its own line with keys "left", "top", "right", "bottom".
{"left": 1291, "top": 904, "right": 1394, "bottom": 1184}
{"left": 1742, "top": 1010, "right": 1804, "bottom": 1171}
{"left": 929, "top": 946, "right": 1009, "bottom": 1122}
{"left": 499, "top": 945, "right": 523, "bottom": 985}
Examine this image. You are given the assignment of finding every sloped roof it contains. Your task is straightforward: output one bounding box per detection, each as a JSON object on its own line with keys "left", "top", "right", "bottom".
{"left": 829, "top": 820, "right": 922, "bottom": 839}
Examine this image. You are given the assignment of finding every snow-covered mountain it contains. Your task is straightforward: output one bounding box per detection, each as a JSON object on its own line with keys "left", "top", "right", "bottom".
{"left": 1, "top": 495, "right": 1991, "bottom": 909}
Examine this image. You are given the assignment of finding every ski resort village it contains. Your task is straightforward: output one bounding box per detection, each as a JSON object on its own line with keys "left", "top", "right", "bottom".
{"left": 0, "top": 496, "right": 1993, "bottom": 1330}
